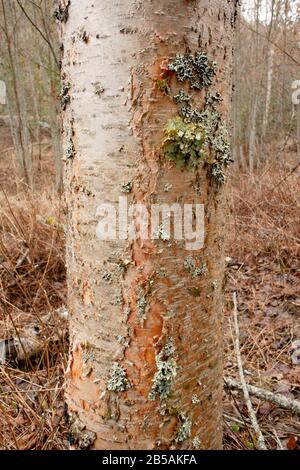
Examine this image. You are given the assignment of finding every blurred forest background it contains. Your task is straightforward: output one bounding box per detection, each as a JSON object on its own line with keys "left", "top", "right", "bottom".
{"left": 0, "top": 0, "right": 299, "bottom": 450}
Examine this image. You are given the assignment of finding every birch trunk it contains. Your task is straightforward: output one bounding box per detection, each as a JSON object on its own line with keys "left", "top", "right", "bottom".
{"left": 262, "top": 46, "right": 274, "bottom": 141}
{"left": 62, "top": 0, "right": 234, "bottom": 450}
{"left": 248, "top": 99, "right": 257, "bottom": 174}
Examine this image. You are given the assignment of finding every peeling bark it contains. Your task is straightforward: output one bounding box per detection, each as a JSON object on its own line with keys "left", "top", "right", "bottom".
{"left": 62, "top": 0, "right": 234, "bottom": 450}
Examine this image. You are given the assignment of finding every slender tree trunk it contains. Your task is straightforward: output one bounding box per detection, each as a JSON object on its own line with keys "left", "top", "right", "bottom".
{"left": 248, "top": 99, "right": 257, "bottom": 174}
{"left": 1, "top": 0, "right": 33, "bottom": 187}
{"left": 48, "top": 56, "right": 63, "bottom": 193}
{"left": 62, "top": 0, "right": 234, "bottom": 450}
{"left": 262, "top": 45, "right": 274, "bottom": 141}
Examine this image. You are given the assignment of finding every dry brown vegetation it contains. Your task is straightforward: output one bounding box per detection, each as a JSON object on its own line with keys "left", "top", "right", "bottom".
{"left": 0, "top": 124, "right": 299, "bottom": 449}
{"left": 0, "top": 128, "right": 68, "bottom": 449}
{"left": 224, "top": 149, "right": 300, "bottom": 450}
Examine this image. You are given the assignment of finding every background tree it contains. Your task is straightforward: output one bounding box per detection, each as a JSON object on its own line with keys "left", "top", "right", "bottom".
{"left": 0, "top": 0, "right": 61, "bottom": 191}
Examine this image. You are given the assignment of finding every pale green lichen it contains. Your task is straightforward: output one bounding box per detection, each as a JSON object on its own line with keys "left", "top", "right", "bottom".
{"left": 117, "top": 335, "right": 130, "bottom": 348}
{"left": 157, "top": 79, "right": 170, "bottom": 94}
{"left": 68, "top": 413, "right": 96, "bottom": 450}
{"left": 191, "top": 394, "right": 200, "bottom": 405}
{"left": 161, "top": 337, "right": 176, "bottom": 357}
{"left": 162, "top": 108, "right": 232, "bottom": 183}
{"left": 107, "top": 363, "right": 130, "bottom": 392}
{"left": 149, "top": 338, "right": 178, "bottom": 401}
{"left": 192, "top": 262, "right": 208, "bottom": 278}
{"left": 155, "top": 224, "right": 170, "bottom": 241}
{"left": 162, "top": 50, "right": 233, "bottom": 184}
{"left": 205, "top": 92, "right": 223, "bottom": 108}
{"left": 175, "top": 413, "right": 192, "bottom": 443}
{"left": 192, "top": 436, "right": 202, "bottom": 449}
{"left": 184, "top": 256, "right": 207, "bottom": 278}
{"left": 184, "top": 255, "right": 196, "bottom": 272}
{"left": 161, "top": 116, "right": 206, "bottom": 169}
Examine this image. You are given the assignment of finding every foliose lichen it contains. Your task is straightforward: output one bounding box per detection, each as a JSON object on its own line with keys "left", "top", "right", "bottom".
{"left": 107, "top": 363, "right": 130, "bottom": 392}
{"left": 184, "top": 256, "right": 207, "bottom": 278}
{"left": 161, "top": 116, "right": 206, "bottom": 169}
{"left": 191, "top": 394, "right": 200, "bottom": 405}
{"left": 175, "top": 413, "right": 192, "bottom": 443}
{"left": 60, "top": 81, "right": 71, "bottom": 110}
{"left": 174, "top": 89, "right": 192, "bottom": 104}
{"left": 53, "top": 0, "right": 70, "bottom": 23}
{"left": 192, "top": 436, "right": 201, "bottom": 449}
{"left": 149, "top": 338, "right": 178, "bottom": 401}
{"left": 205, "top": 92, "right": 223, "bottom": 108}
{"left": 155, "top": 224, "right": 170, "bottom": 241}
{"left": 161, "top": 50, "right": 233, "bottom": 183}
{"left": 157, "top": 79, "right": 170, "bottom": 95}
{"left": 192, "top": 262, "right": 208, "bottom": 278}
{"left": 168, "top": 52, "right": 216, "bottom": 90}
{"left": 68, "top": 413, "right": 96, "bottom": 450}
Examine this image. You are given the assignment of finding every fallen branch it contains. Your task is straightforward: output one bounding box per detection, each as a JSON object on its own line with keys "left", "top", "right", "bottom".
{"left": 224, "top": 376, "right": 300, "bottom": 416}
{"left": 0, "top": 307, "right": 68, "bottom": 364}
{"left": 231, "top": 292, "right": 267, "bottom": 450}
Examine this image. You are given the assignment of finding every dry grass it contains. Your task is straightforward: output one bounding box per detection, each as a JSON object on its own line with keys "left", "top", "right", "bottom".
{"left": 228, "top": 160, "right": 300, "bottom": 267}
{"left": 223, "top": 159, "right": 300, "bottom": 450}
{"left": 0, "top": 186, "right": 68, "bottom": 449}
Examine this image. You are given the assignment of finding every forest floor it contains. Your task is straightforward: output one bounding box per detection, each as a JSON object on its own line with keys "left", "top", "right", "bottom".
{"left": 0, "top": 120, "right": 299, "bottom": 450}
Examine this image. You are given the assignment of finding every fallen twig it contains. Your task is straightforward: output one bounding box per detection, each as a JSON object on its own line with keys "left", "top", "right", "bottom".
{"left": 224, "top": 376, "right": 300, "bottom": 416}
{"left": 231, "top": 292, "right": 267, "bottom": 450}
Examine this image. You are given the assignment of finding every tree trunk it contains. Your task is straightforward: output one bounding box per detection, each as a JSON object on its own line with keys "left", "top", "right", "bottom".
{"left": 1, "top": 0, "right": 33, "bottom": 188}
{"left": 262, "top": 45, "right": 274, "bottom": 141}
{"left": 248, "top": 99, "right": 257, "bottom": 174}
{"left": 62, "top": 0, "right": 234, "bottom": 450}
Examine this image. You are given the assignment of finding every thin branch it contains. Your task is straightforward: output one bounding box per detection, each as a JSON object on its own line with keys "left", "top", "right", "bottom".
{"left": 224, "top": 377, "right": 300, "bottom": 416}
{"left": 241, "top": 19, "right": 300, "bottom": 67}
{"left": 231, "top": 292, "right": 267, "bottom": 450}
{"left": 16, "top": 0, "right": 59, "bottom": 68}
